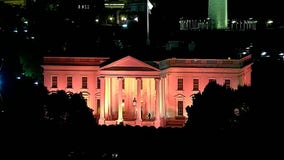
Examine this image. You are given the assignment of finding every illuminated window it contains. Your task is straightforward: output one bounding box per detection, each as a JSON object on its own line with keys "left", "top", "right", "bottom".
{"left": 97, "top": 77, "right": 101, "bottom": 89}
{"left": 177, "top": 101, "right": 183, "bottom": 116}
{"left": 82, "top": 77, "right": 88, "bottom": 89}
{"left": 67, "top": 76, "right": 72, "bottom": 88}
{"left": 177, "top": 78, "right": 183, "bottom": 90}
{"left": 224, "top": 79, "right": 230, "bottom": 89}
{"left": 96, "top": 99, "right": 100, "bottom": 114}
{"left": 51, "top": 76, "right": 57, "bottom": 88}
{"left": 193, "top": 79, "right": 199, "bottom": 91}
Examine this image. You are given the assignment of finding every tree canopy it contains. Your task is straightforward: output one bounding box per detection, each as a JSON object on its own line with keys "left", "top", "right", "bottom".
{"left": 185, "top": 81, "right": 253, "bottom": 133}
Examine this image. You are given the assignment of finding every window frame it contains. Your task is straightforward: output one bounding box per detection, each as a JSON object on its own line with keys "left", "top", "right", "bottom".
{"left": 177, "top": 78, "right": 183, "bottom": 90}
{"left": 193, "top": 78, "right": 199, "bottom": 91}
{"left": 82, "top": 76, "right": 88, "bottom": 89}
{"left": 51, "top": 76, "right": 58, "bottom": 88}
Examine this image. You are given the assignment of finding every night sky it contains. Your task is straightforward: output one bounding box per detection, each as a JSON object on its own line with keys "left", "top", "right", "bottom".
{"left": 1, "top": 0, "right": 283, "bottom": 57}
{"left": 1, "top": 0, "right": 282, "bottom": 20}
{"left": 152, "top": 0, "right": 283, "bottom": 20}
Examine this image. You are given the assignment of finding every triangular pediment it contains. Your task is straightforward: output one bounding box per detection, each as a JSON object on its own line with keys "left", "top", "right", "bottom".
{"left": 100, "top": 55, "right": 159, "bottom": 71}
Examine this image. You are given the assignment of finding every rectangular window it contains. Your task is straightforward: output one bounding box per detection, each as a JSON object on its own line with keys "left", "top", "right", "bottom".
{"left": 224, "top": 79, "right": 230, "bottom": 89}
{"left": 97, "top": 99, "right": 101, "bottom": 108}
{"left": 67, "top": 76, "right": 72, "bottom": 88}
{"left": 96, "top": 99, "right": 100, "bottom": 114}
{"left": 177, "top": 78, "right": 183, "bottom": 90}
{"left": 82, "top": 77, "right": 88, "bottom": 89}
{"left": 51, "top": 76, "right": 57, "bottom": 88}
{"left": 193, "top": 79, "right": 199, "bottom": 91}
{"left": 178, "top": 101, "right": 183, "bottom": 116}
{"left": 141, "top": 79, "right": 143, "bottom": 90}
{"left": 97, "top": 77, "right": 101, "bottom": 89}
{"left": 122, "top": 78, "right": 125, "bottom": 89}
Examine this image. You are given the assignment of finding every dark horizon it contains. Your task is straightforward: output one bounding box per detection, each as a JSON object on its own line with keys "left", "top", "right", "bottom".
{"left": 1, "top": 0, "right": 283, "bottom": 18}
{"left": 1, "top": 0, "right": 284, "bottom": 59}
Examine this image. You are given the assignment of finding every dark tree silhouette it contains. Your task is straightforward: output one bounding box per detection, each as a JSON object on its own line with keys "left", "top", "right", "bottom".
{"left": 39, "top": 90, "right": 98, "bottom": 159}
{"left": 1, "top": 75, "right": 48, "bottom": 128}
{"left": 43, "top": 90, "right": 96, "bottom": 129}
{"left": 185, "top": 81, "right": 253, "bottom": 133}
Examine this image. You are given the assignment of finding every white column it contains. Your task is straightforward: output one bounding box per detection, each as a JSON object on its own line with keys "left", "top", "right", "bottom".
{"left": 99, "top": 76, "right": 105, "bottom": 124}
{"left": 154, "top": 78, "right": 160, "bottom": 128}
{"left": 161, "top": 76, "right": 165, "bottom": 116}
{"left": 160, "top": 76, "right": 165, "bottom": 126}
{"left": 117, "top": 77, "right": 124, "bottom": 124}
{"left": 165, "top": 74, "right": 169, "bottom": 118}
{"left": 136, "top": 77, "right": 142, "bottom": 125}
{"left": 109, "top": 78, "right": 113, "bottom": 119}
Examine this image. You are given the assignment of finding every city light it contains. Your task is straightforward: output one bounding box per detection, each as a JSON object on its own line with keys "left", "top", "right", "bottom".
{"left": 122, "top": 24, "right": 128, "bottom": 28}
{"left": 261, "top": 51, "right": 267, "bottom": 57}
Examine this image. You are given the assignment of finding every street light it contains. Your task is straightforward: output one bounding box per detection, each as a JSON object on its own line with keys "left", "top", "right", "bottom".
{"left": 266, "top": 19, "right": 273, "bottom": 28}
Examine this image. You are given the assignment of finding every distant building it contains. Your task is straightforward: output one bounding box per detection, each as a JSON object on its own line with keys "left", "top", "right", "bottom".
{"left": 208, "top": 0, "right": 228, "bottom": 29}
{"left": 42, "top": 54, "right": 252, "bottom": 128}
{"left": 1, "top": 0, "right": 25, "bottom": 6}
{"left": 102, "top": 0, "right": 146, "bottom": 26}
{"left": 179, "top": 18, "right": 258, "bottom": 31}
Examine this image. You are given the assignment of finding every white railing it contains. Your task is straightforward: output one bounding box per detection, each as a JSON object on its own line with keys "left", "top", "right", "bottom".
{"left": 159, "top": 55, "right": 252, "bottom": 69}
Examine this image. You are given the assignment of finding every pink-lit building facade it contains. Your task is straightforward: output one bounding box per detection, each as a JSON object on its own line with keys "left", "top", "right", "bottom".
{"left": 42, "top": 54, "right": 252, "bottom": 128}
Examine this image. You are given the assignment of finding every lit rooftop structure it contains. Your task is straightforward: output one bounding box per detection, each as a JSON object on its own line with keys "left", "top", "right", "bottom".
{"left": 104, "top": 1, "right": 125, "bottom": 9}
{"left": 1, "top": 0, "right": 25, "bottom": 6}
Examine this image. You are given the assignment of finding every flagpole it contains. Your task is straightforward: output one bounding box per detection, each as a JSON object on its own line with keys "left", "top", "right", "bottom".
{"left": 146, "top": 0, "right": 150, "bottom": 46}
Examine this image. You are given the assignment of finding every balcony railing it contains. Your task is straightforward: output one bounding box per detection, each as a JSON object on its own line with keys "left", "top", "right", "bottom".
{"left": 159, "top": 54, "right": 252, "bottom": 69}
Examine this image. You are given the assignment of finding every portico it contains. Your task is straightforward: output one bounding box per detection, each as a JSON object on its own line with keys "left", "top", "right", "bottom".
{"left": 98, "top": 56, "right": 162, "bottom": 127}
